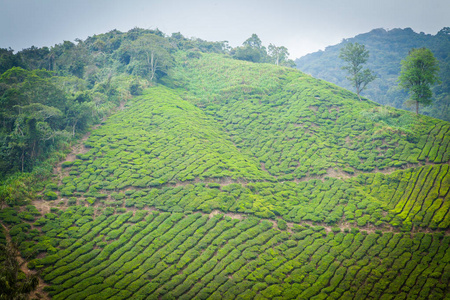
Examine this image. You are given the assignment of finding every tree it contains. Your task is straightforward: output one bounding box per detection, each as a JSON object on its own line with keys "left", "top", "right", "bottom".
{"left": 243, "top": 34, "right": 263, "bottom": 50}
{"left": 233, "top": 34, "right": 268, "bottom": 63}
{"left": 17, "top": 46, "right": 50, "bottom": 70}
{"left": 123, "top": 34, "right": 173, "bottom": 82}
{"left": 233, "top": 46, "right": 262, "bottom": 63}
{"left": 46, "top": 41, "right": 81, "bottom": 77}
{"left": 268, "top": 44, "right": 295, "bottom": 67}
{"left": 0, "top": 68, "right": 69, "bottom": 174}
{"left": 398, "top": 48, "right": 440, "bottom": 114}
{"left": 0, "top": 48, "right": 19, "bottom": 74}
{"left": 65, "top": 99, "right": 93, "bottom": 137}
{"left": 339, "top": 42, "right": 376, "bottom": 100}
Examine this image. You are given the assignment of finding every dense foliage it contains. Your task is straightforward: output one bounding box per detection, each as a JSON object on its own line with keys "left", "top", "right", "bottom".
{"left": 295, "top": 27, "right": 450, "bottom": 121}
{"left": 0, "top": 241, "right": 39, "bottom": 299}
{"left": 232, "top": 34, "right": 295, "bottom": 67}
{"left": 0, "top": 28, "right": 449, "bottom": 299}
{"left": 399, "top": 47, "right": 441, "bottom": 114}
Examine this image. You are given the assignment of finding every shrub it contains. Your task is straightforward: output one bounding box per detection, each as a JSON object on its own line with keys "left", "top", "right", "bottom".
{"left": 207, "top": 182, "right": 221, "bottom": 189}
{"left": 46, "top": 183, "right": 58, "bottom": 190}
{"left": 86, "top": 197, "right": 96, "bottom": 205}
{"left": 45, "top": 191, "right": 58, "bottom": 200}
{"left": 61, "top": 161, "right": 74, "bottom": 168}
{"left": 68, "top": 197, "right": 77, "bottom": 205}
{"left": 332, "top": 227, "right": 341, "bottom": 233}
{"left": 277, "top": 219, "right": 287, "bottom": 230}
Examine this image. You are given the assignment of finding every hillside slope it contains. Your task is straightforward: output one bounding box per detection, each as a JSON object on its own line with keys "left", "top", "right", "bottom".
{"left": 295, "top": 27, "right": 450, "bottom": 121}
{"left": 1, "top": 53, "right": 450, "bottom": 299}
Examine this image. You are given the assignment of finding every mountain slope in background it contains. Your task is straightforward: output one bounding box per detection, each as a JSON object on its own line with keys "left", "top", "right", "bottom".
{"left": 295, "top": 27, "right": 450, "bottom": 121}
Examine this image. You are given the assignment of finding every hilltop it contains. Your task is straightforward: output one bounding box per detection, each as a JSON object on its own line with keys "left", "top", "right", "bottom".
{"left": 295, "top": 27, "right": 450, "bottom": 121}
{"left": 0, "top": 29, "right": 449, "bottom": 299}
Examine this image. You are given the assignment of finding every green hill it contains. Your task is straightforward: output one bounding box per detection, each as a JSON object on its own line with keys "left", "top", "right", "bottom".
{"left": 1, "top": 42, "right": 450, "bottom": 299}
{"left": 295, "top": 27, "right": 450, "bottom": 121}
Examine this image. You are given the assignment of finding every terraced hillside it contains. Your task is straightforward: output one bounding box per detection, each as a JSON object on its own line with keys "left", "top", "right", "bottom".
{"left": 1, "top": 52, "right": 450, "bottom": 299}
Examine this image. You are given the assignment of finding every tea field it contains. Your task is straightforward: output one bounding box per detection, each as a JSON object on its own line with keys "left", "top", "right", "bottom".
{"left": 21, "top": 209, "right": 450, "bottom": 299}
{"left": 1, "top": 52, "right": 450, "bottom": 299}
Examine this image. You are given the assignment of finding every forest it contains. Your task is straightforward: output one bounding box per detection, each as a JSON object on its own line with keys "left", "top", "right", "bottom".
{"left": 0, "top": 27, "right": 449, "bottom": 299}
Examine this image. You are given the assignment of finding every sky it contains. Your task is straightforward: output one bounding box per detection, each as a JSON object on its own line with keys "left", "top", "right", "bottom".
{"left": 0, "top": 0, "right": 448, "bottom": 59}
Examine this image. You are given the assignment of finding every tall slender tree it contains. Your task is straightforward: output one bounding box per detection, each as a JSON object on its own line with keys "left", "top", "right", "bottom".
{"left": 398, "top": 47, "right": 440, "bottom": 114}
{"left": 268, "top": 44, "right": 289, "bottom": 66}
{"left": 339, "top": 42, "right": 376, "bottom": 100}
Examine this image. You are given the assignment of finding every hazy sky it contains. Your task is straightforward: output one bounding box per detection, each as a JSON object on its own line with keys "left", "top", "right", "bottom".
{"left": 0, "top": 0, "right": 448, "bottom": 58}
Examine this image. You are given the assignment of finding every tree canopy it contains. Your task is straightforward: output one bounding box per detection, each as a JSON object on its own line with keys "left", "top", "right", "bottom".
{"left": 398, "top": 47, "right": 440, "bottom": 114}
{"left": 233, "top": 34, "right": 295, "bottom": 66}
{"left": 339, "top": 42, "right": 376, "bottom": 100}
{"left": 268, "top": 44, "right": 294, "bottom": 67}
{"left": 119, "top": 33, "right": 173, "bottom": 81}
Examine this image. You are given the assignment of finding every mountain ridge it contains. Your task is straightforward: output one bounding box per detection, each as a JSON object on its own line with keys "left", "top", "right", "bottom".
{"left": 295, "top": 27, "right": 450, "bottom": 121}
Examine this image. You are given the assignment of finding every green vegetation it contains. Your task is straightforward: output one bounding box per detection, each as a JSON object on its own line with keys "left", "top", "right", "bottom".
{"left": 0, "top": 28, "right": 231, "bottom": 179}
{"left": 356, "top": 164, "right": 450, "bottom": 229}
{"left": 296, "top": 27, "right": 450, "bottom": 121}
{"left": 0, "top": 241, "right": 39, "bottom": 299}
{"left": 232, "top": 34, "right": 295, "bottom": 67}
{"left": 399, "top": 47, "right": 441, "bottom": 114}
{"left": 19, "top": 207, "right": 450, "bottom": 300}
{"left": 0, "top": 28, "right": 449, "bottom": 299}
{"left": 49, "top": 53, "right": 448, "bottom": 231}
{"left": 339, "top": 42, "right": 376, "bottom": 100}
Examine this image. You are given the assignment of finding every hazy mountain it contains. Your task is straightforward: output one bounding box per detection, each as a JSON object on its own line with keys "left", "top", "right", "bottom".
{"left": 295, "top": 27, "right": 450, "bottom": 121}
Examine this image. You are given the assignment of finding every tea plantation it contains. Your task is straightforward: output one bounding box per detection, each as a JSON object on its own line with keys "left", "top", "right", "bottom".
{"left": 1, "top": 52, "right": 449, "bottom": 299}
